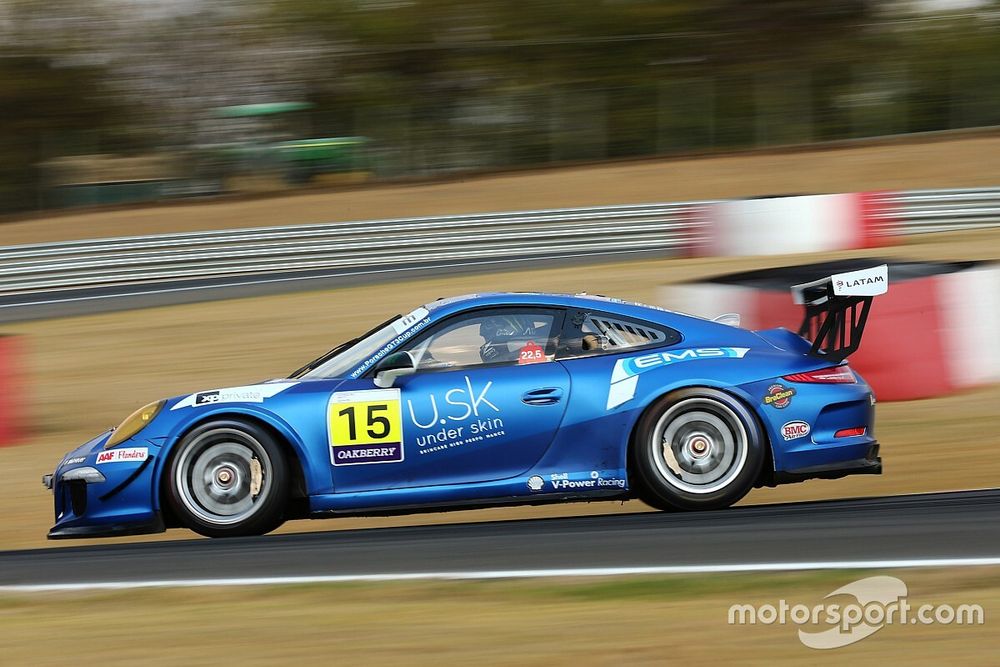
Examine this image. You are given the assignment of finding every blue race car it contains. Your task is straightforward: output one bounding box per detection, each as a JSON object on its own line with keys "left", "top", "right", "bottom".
{"left": 43, "top": 265, "right": 887, "bottom": 539}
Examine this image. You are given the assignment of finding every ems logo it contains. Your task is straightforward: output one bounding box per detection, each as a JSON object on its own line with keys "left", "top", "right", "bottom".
{"left": 763, "top": 384, "right": 795, "bottom": 409}
{"left": 781, "top": 420, "right": 810, "bottom": 440}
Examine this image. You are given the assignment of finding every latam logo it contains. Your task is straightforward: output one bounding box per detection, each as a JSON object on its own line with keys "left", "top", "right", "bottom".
{"left": 837, "top": 276, "right": 884, "bottom": 289}
{"left": 96, "top": 447, "right": 149, "bottom": 464}
{"left": 781, "top": 420, "right": 811, "bottom": 441}
{"left": 831, "top": 265, "right": 889, "bottom": 297}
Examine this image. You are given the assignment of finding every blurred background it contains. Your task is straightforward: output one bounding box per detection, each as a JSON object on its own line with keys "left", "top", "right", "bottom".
{"left": 3, "top": 2, "right": 1000, "bottom": 662}
{"left": 1, "top": 0, "right": 1000, "bottom": 212}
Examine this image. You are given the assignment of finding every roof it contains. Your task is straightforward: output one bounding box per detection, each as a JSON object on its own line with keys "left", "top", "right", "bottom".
{"left": 423, "top": 292, "right": 679, "bottom": 322}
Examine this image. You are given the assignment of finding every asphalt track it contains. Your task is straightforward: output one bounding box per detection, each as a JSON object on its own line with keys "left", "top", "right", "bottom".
{"left": 2, "top": 489, "right": 999, "bottom": 589}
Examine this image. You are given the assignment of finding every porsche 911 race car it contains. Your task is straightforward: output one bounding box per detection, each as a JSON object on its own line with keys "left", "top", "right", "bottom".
{"left": 42, "top": 265, "right": 887, "bottom": 539}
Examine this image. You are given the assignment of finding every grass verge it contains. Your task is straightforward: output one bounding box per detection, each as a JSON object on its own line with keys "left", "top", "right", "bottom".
{"left": 2, "top": 568, "right": 998, "bottom": 664}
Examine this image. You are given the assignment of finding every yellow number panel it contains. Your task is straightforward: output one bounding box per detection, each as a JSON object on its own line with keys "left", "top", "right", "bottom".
{"left": 328, "top": 388, "right": 404, "bottom": 466}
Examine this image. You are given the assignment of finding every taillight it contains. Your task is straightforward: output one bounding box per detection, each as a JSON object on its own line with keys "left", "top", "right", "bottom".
{"left": 835, "top": 427, "right": 867, "bottom": 438}
{"left": 783, "top": 366, "right": 856, "bottom": 384}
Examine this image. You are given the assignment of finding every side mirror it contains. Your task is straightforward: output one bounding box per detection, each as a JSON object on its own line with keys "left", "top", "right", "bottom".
{"left": 374, "top": 351, "right": 416, "bottom": 388}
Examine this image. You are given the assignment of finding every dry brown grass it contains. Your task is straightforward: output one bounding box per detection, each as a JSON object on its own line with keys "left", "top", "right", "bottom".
{"left": 3, "top": 133, "right": 1000, "bottom": 246}
{"left": 0, "top": 227, "right": 998, "bottom": 550}
{"left": 2, "top": 567, "right": 998, "bottom": 664}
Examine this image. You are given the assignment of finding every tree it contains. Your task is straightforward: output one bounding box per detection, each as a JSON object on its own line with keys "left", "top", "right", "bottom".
{"left": 0, "top": 51, "right": 132, "bottom": 212}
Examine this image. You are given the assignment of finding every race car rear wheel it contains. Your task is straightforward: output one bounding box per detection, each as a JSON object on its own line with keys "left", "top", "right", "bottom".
{"left": 167, "top": 420, "right": 289, "bottom": 538}
{"left": 631, "top": 388, "right": 765, "bottom": 511}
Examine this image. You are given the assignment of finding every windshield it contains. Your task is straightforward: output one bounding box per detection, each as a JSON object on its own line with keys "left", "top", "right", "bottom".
{"left": 292, "top": 306, "right": 431, "bottom": 380}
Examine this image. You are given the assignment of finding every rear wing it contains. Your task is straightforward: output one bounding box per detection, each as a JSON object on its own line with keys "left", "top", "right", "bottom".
{"left": 791, "top": 264, "right": 888, "bottom": 362}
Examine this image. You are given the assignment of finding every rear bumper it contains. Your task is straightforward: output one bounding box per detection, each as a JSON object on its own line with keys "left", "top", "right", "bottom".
{"left": 771, "top": 443, "right": 881, "bottom": 485}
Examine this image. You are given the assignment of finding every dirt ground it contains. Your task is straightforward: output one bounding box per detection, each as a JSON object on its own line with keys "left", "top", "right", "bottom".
{"left": 0, "top": 226, "right": 998, "bottom": 550}
{"left": 2, "top": 568, "right": 997, "bottom": 664}
{"left": 3, "top": 132, "right": 1000, "bottom": 246}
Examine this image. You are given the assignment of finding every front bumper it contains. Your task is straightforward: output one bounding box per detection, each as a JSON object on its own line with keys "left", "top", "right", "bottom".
{"left": 44, "top": 431, "right": 167, "bottom": 540}
{"left": 48, "top": 513, "right": 165, "bottom": 540}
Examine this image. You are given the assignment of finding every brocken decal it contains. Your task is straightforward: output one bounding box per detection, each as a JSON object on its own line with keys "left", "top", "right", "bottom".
{"left": 606, "top": 347, "right": 749, "bottom": 410}
{"left": 764, "top": 384, "right": 796, "bottom": 409}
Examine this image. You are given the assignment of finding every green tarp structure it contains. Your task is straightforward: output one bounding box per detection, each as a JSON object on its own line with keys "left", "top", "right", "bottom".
{"left": 213, "top": 102, "right": 313, "bottom": 117}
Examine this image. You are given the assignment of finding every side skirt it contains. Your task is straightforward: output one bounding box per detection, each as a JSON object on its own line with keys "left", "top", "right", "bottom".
{"left": 308, "top": 489, "right": 631, "bottom": 519}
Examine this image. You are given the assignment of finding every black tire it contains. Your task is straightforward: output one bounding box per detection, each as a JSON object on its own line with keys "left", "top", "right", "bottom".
{"left": 630, "top": 388, "right": 765, "bottom": 511}
{"left": 166, "top": 420, "right": 289, "bottom": 538}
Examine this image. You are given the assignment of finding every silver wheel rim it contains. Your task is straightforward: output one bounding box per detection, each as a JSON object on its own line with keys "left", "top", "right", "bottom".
{"left": 650, "top": 398, "right": 749, "bottom": 495}
{"left": 174, "top": 428, "right": 272, "bottom": 526}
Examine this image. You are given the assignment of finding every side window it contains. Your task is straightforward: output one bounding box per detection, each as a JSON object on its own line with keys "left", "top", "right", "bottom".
{"left": 559, "top": 311, "right": 679, "bottom": 359}
{"left": 403, "top": 309, "right": 560, "bottom": 372}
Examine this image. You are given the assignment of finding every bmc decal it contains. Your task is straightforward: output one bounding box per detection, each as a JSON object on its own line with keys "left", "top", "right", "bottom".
{"left": 764, "top": 384, "right": 796, "bottom": 409}
{"left": 606, "top": 347, "right": 749, "bottom": 410}
{"left": 518, "top": 341, "right": 546, "bottom": 365}
{"left": 96, "top": 447, "right": 148, "bottom": 464}
{"left": 329, "top": 388, "right": 404, "bottom": 465}
{"left": 171, "top": 382, "right": 296, "bottom": 410}
{"left": 781, "top": 420, "right": 811, "bottom": 441}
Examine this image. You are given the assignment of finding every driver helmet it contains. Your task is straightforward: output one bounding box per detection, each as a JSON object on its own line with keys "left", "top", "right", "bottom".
{"left": 479, "top": 315, "right": 536, "bottom": 362}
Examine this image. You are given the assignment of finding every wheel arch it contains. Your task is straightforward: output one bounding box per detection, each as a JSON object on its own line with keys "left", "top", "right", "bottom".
{"left": 157, "top": 410, "right": 311, "bottom": 527}
{"left": 624, "top": 384, "right": 774, "bottom": 494}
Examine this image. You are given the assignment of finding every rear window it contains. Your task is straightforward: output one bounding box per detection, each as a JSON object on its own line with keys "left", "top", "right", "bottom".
{"left": 559, "top": 312, "right": 680, "bottom": 359}
{"left": 582, "top": 314, "right": 670, "bottom": 350}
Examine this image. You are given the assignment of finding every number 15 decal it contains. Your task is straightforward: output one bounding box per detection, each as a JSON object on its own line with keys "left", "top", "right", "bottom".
{"left": 329, "top": 388, "right": 404, "bottom": 466}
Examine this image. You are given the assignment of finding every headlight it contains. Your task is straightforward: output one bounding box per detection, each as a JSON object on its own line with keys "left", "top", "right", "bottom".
{"left": 104, "top": 400, "right": 165, "bottom": 449}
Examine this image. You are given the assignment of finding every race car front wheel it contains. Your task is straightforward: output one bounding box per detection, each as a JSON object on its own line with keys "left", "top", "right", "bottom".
{"left": 167, "top": 420, "right": 289, "bottom": 538}
{"left": 631, "top": 388, "right": 765, "bottom": 512}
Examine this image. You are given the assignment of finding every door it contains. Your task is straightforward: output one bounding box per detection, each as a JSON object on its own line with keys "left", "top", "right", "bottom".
{"left": 328, "top": 307, "right": 570, "bottom": 492}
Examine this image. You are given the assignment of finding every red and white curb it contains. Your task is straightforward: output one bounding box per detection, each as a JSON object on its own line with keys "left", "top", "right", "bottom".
{"left": 660, "top": 262, "right": 1000, "bottom": 401}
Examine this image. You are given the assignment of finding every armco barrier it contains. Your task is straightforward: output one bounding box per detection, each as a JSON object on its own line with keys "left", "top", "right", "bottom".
{"left": 0, "top": 187, "right": 998, "bottom": 296}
